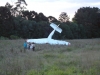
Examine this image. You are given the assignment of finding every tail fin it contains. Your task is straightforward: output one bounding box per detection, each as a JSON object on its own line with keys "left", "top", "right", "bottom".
{"left": 50, "top": 23, "right": 62, "bottom": 33}
{"left": 48, "top": 23, "right": 62, "bottom": 39}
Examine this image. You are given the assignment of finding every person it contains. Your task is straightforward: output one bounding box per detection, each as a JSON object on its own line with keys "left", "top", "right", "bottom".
{"left": 30, "top": 42, "right": 35, "bottom": 51}
{"left": 32, "top": 42, "right": 35, "bottom": 51}
{"left": 23, "top": 41, "right": 27, "bottom": 50}
{"left": 27, "top": 42, "right": 31, "bottom": 50}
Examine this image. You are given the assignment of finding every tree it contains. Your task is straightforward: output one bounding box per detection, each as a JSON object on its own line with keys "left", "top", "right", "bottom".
{"left": 59, "top": 12, "right": 70, "bottom": 22}
{"left": 48, "top": 16, "right": 58, "bottom": 22}
{"left": 0, "top": 6, "right": 13, "bottom": 37}
{"left": 5, "top": 0, "right": 27, "bottom": 16}
{"left": 68, "top": 22, "right": 80, "bottom": 39}
{"left": 36, "top": 13, "right": 48, "bottom": 22}
{"left": 21, "top": 10, "right": 37, "bottom": 20}
{"left": 15, "top": 0, "right": 27, "bottom": 6}
{"left": 60, "top": 23, "right": 73, "bottom": 39}
{"left": 72, "top": 7, "right": 100, "bottom": 38}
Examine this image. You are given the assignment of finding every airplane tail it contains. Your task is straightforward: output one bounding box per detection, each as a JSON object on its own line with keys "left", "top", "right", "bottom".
{"left": 50, "top": 23, "right": 62, "bottom": 33}
{"left": 48, "top": 23, "right": 62, "bottom": 39}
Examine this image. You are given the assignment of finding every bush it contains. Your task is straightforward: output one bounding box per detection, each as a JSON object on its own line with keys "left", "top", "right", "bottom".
{"left": 10, "top": 35, "right": 21, "bottom": 39}
{"left": 0, "top": 36, "right": 9, "bottom": 40}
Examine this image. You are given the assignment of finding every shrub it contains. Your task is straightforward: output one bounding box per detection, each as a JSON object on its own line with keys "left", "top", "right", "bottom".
{"left": 10, "top": 35, "right": 21, "bottom": 39}
{"left": 0, "top": 36, "right": 9, "bottom": 40}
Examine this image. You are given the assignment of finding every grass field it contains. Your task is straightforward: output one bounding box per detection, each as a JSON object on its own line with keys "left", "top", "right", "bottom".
{"left": 0, "top": 39, "right": 100, "bottom": 75}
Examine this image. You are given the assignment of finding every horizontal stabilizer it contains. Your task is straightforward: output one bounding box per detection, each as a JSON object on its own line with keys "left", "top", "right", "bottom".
{"left": 50, "top": 23, "right": 62, "bottom": 33}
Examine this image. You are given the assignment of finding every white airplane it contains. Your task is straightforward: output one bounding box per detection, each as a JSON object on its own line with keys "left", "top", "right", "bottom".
{"left": 27, "top": 23, "right": 71, "bottom": 46}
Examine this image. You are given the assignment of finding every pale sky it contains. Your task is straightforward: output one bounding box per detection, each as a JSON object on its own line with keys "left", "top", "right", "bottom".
{"left": 0, "top": 0, "right": 100, "bottom": 21}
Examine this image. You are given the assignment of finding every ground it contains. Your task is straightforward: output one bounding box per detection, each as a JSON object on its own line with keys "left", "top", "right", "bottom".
{"left": 0, "top": 38, "right": 100, "bottom": 75}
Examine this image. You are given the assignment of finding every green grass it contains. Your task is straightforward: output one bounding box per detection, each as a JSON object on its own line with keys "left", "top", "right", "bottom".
{"left": 0, "top": 39, "right": 100, "bottom": 75}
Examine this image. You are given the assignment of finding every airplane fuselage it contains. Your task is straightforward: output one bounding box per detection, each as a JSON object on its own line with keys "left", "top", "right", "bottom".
{"left": 27, "top": 38, "right": 70, "bottom": 46}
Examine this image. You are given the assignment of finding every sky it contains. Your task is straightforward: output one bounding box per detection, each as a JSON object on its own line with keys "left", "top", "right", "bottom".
{"left": 0, "top": 0, "right": 100, "bottom": 21}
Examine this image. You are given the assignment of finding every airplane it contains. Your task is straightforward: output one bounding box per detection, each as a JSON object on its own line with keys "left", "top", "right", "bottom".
{"left": 26, "top": 23, "right": 71, "bottom": 46}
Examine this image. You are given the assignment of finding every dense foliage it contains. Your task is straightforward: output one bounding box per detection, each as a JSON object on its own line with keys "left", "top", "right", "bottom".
{"left": 73, "top": 7, "right": 100, "bottom": 38}
{"left": 0, "top": 0, "right": 100, "bottom": 39}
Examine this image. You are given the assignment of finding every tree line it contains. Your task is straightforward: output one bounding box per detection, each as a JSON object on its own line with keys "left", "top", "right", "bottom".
{"left": 0, "top": 0, "right": 100, "bottom": 39}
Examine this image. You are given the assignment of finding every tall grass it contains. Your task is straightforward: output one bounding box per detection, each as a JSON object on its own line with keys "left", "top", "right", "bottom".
{"left": 0, "top": 39, "right": 100, "bottom": 75}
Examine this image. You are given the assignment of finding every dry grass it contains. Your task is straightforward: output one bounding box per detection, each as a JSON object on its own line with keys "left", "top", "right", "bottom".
{"left": 0, "top": 38, "right": 100, "bottom": 75}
